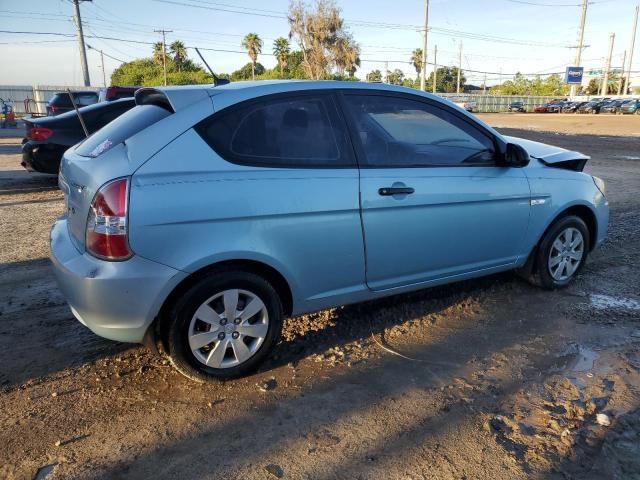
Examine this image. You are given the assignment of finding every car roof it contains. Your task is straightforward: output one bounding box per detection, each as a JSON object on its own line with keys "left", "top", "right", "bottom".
{"left": 152, "top": 80, "right": 453, "bottom": 107}
{"left": 141, "top": 80, "right": 504, "bottom": 141}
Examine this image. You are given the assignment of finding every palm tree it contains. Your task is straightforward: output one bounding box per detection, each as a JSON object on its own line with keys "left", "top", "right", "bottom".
{"left": 273, "top": 37, "right": 290, "bottom": 77}
{"left": 410, "top": 48, "right": 423, "bottom": 78}
{"left": 170, "top": 40, "right": 187, "bottom": 71}
{"left": 152, "top": 41, "right": 165, "bottom": 66}
{"left": 241, "top": 33, "right": 263, "bottom": 80}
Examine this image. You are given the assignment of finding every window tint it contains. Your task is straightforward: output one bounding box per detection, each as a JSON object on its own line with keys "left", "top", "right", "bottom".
{"left": 75, "top": 104, "right": 170, "bottom": 158}
{"left": 344, "top": 95, "right": 496, "bottom": 167}
{"left": 198, "top": 95, "right": 352, "bottom": 167}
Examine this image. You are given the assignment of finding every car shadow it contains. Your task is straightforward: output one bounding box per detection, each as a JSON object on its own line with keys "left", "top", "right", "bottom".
{"left": 260, "top": 271, "right": 522, "bottom": 373}
{"left": 87, "top": 272, "right": 576, "bottom": 479}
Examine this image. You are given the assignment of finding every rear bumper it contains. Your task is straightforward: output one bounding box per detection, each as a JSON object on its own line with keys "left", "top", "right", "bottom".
{"left": 49, "top": 219, "right": 187, "bottom": 343}
{"left": 22, "top": 141, "right": 65, "bottom": 174}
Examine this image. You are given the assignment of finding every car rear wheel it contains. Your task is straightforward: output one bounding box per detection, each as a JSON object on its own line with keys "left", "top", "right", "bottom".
{"left": 165, "top": 271, "right": 283, "bottom": 382}
{"left": 527, "top": 215, "right": 590, "bottom": 289}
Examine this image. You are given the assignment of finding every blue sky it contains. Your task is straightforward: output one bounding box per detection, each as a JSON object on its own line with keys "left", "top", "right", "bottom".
{"left": 0, "top": 0, "right": 638, "bottom": 87}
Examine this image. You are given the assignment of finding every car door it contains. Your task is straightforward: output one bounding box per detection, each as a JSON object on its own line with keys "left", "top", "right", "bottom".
{"left": 341, "top": 92, "right": 531, "bottom": 291}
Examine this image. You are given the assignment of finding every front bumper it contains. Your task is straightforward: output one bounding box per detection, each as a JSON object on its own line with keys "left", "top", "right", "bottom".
{"left": 594, "top": 192, "right": 609, "bottom": 251}
{"left": 50, "top": 219, "right": 187, "bottom": 343}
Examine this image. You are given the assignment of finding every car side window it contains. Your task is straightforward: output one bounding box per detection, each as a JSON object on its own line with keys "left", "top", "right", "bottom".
{"left": 343, "top": 94, "right": 496, "bottom": 167}
{"left": 198, "top": 94, "right": 353, "bottom": 167}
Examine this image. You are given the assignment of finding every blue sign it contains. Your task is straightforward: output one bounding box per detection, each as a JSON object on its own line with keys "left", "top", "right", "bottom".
{"left": 565, "top": 66, "right": 584, "bottom": 84}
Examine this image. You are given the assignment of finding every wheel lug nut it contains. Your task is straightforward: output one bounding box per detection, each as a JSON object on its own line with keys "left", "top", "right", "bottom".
{"left": 220, "top": 318, "right": 227, "bottom": 326}
{"left": 218, "top": 332, "right": 225, "bottom": 340}
{"left": 232, "top": 332, "right": 239, "bottom": 339}
{"left": 234, "top": 318, "right": 241, "bottom": 325}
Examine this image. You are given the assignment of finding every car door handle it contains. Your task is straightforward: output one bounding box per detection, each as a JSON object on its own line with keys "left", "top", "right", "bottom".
{"left": 378, "top": 187, "right": 415, "bottom": 196}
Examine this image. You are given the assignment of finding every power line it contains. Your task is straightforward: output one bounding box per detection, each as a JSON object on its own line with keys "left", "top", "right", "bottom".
{"left": 1, "top": 29, "right": 633, "bottom": 78}
{"left": 151, "top": 0, "right": 572, "bottom": 48}
{"left": 86, "top": 43, "right": 126, "bottom": 63}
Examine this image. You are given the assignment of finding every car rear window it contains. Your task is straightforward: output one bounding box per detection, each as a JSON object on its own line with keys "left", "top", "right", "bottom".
{"left": 75, "top": 104, "right": 171, "bottom": 158}
{"left": 49, "top": 94, "right": 73, "bottom": 108}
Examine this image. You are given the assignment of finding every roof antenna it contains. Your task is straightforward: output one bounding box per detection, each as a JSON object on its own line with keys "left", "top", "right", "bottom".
{"left": 194, "top": 48, "right": 230, "bottom": 86}
{"left": 66, "top": 88, "right": 89, "bottom": 137}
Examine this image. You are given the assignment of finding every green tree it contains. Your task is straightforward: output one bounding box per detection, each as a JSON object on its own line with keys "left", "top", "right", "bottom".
{"left": 241, "top": 33, "right": 263, "bottom": 80}
{"left": 387, "top": 68, "right": 404, "bottom": 85}
{"left": 111, "top": 39, "right": 211, "bottom": 86}
{"left": 491, "top": 72, "right": 568, "bottom": 96}
{"left": 426, "top": 66, "right": 466, "bottom": 93}
{"left": 285, "top": 50, "right": 307, "bottom": 78}
{"left": 410, "top": 48, "right": 423, "bottom": 79}
{"left": 366, "top": 69, "right": 382, "bottom": 82}
{"left": 152, "top": 41, "right": 165, "bottom": 66}
{"left": 273, "top": 37, "right": 290, "bottom": 77}
{"left": 169, "top": 40, "right": 187, "bottom": 71}
{"left": 231, "top": 62, "right": 266, "bottom": 81}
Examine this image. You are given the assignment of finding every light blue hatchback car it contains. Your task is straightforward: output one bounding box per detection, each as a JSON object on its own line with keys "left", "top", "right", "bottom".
{"left": 51, "top": 81, "right": 609, "bottom": 381}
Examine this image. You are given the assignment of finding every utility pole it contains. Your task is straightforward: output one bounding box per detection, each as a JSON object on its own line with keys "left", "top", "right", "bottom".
{"left": 432, "top": 45, "right": 437, "bottom": 94}
{"left": 570, "top": 0, "right": 589, "bottom": 97}
{"left": 624, "top": 5, "right": 639, "bottom": 95}
{"left": 601, "top": 33, "right": 615, "bottom": 96}
{"left": 457, "top": 42, "right": 462, "bottom": 94}
{"left": 99, "top": 49, "right": 106, "bottom": 87}
{"left": 618, "top": 49, "right": 627, "bottom": 95}
{"left": 154, "top": 29, "right": 173, "bottom": 86}
{"left": 483, "top": 73, "right": 487, "bottom": 94}
{"left": 72, "top": 0, "right": 91, "bottom": 86}
{"left": 384, "top": 61, "right": 389, "bottom": 83}
{"left": 420, "top": 0, "right": 429, "bottom": 91}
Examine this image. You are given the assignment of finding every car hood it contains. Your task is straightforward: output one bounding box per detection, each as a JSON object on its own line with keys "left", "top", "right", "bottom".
{"left": 504, "top": 135, "right": 589, "bottom": 172}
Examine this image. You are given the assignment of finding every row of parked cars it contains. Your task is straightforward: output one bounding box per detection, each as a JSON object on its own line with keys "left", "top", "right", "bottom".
{"left": 509, "top": 98, "right": 640, "bottom": 114}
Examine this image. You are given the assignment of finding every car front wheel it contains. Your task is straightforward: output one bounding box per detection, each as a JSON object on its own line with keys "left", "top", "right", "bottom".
{"left": 165, "top": 271, "right": 283, "bottom": 382}
{"left": 530, "top": 215, "right": 590, "bottom": 289}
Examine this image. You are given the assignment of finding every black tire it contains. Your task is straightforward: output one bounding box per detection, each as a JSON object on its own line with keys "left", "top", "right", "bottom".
{"left": 527, "top": 215, "right": 590, "bottom": 290}
{"left": 165, "top": 271, "right": 283, "bottom": 382}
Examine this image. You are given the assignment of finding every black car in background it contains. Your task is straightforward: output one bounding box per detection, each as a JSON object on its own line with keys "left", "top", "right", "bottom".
{"left": 547, "top": 100, "right": 569, "bottom": 113}
{"left": 46, "top": 91, "right": 99, "bottom": 116}
{"left": 509, "top": 101, "right": 526, "bottom": 112}
{"left": 577, "top": 100, "right": 606, "bottom": 114}
{"left": 561, "top": 101, "right": 587, "bottom": 113}
{"left": 22, "top": 98, "right": 135, "bottom": 174}
{"left": 600, "top": 99, "right": 625, "bottom": 114}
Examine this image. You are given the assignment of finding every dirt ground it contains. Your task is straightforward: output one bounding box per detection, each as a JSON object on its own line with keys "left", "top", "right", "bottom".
{"left": 1, "top": 114, "right": 639, "bottom": 480}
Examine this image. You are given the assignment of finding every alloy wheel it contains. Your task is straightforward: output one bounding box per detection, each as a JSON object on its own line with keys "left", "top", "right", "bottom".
{"left": 548, "top": 227, "right": 585, "bottom": 281}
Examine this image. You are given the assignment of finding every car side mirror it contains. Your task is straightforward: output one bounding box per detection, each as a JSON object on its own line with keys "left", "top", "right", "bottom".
{"left": 501, "top": 143, "right": 530, "bottom": 167}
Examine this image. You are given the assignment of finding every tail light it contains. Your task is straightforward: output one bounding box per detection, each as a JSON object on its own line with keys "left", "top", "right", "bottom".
{"left": 27, "top": 127, "right": 53, "bottom": 141}
{"left": 86, "top": 177, "right": 132, "bottom": 261}
{"left": 49, "top": 106, "right": 56, "bottom": 114}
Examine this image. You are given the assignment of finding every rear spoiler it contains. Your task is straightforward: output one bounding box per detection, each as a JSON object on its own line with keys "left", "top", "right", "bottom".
{"left": 134, "top": 87, "right": 211, "bottom": 113}
{"left": 134, "top": 89, "right": 175, "bottom": 112}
